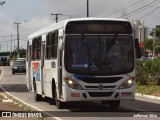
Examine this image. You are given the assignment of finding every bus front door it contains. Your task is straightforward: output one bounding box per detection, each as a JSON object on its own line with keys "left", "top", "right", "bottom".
{"left": 27, "top": 44, "right": 32, "bottom": 91}
{"left": 41, "top": 41, "right": 45, "bottom": 95}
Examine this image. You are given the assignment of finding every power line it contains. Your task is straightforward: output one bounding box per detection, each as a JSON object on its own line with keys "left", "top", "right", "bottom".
{"left": 0, "top": 34, "right": 29, "bottom": 38}
{"left": 138, "top": 6, "right": 160, "bottom": 20}
{"left": 118, "top": 0, "right": 158, "bottom": 18}
{"left": 127, "top": 0, "right": 160, "bottom": 18}
{"left": 24, "top": 18, "right": 54, "bottom": 23}
{"left": 103, "top": 0, "right": 146, "bottom": 17}
{"left": 0, "top": 38, "right": 27, "bottom": 42}
{"left": 61, "top": 14, "right": 80, "bottom": 18}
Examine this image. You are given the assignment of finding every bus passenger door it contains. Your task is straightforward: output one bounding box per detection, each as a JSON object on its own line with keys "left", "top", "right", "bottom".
{"left": 41, "top": 37, "right": 46, "bottom": 95}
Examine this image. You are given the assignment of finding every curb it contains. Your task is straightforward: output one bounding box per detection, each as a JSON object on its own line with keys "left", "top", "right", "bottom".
{"left": 136, "top": 93, "right": 160, "bottom": 101}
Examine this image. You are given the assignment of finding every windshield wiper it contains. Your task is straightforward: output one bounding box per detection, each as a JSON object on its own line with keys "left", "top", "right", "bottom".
{"left": 106, "top": 34, "right": 118, "bottom": 52}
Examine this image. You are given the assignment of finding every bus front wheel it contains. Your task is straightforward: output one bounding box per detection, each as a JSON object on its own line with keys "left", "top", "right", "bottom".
{"left": 52, "top": 81, "right": 64, "bottom": 109}
{"left": 56, "top": 99, "right": 64, "bottom": 109}
{"left": 33, "top": 80, "right": 42, "bottom": 101}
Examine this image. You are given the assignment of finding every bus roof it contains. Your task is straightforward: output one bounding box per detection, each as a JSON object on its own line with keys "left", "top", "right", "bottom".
{"left": 28, "top": 17, "right": 130, "bottom": 40}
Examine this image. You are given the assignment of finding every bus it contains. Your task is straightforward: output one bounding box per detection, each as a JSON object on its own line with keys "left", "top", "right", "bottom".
{"left": 26, "top": 18, "right": 140, "bottom": 109}
{"left": 0, "top": 51, "right": 10, "bottom": 66}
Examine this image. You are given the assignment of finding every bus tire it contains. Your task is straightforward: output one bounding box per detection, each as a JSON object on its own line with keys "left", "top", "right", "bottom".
{"left": 52, "top": 80, "right": 56, "bottom": 103}
{"left": 55, "top": 97, "right": 64, "bottom": 109}
{"left": 52, "top": 80, "right": 64, "bottom": 109}
{"left": 33, "top": 80, "right": 42, "bottom": 101}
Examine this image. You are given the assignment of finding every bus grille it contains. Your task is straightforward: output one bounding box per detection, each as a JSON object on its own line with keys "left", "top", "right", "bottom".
{"left": 88, "top": 92, "right": 113, "bottom": 97}
{"left": 85, "top": 86, "right": 116, "bottom": 89}
{"left": 76, "top": 76, "right": 122, "bottom": 83}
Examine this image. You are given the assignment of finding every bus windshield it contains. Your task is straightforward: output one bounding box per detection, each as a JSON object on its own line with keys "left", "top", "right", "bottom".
{"left": 65, "top": 35, "right": 134, "bottom": 75}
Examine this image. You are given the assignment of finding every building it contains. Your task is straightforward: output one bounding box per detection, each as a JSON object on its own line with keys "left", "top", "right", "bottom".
{"left": 132, "top": 20, "right": 148, "bottom": 44}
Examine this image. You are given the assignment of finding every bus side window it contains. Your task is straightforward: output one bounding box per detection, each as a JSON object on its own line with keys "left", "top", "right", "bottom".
{"left": 32, "top": 36, "right": 41, "bottom": 60}
{"left": 53, "top": 30, "right": 58, "bottom": 58}
{"left": 46, "top": 30, "right": 58, "bottom": 60}
{"left": 46, "top": 34, "right": 50, "bottom": 59}
{"left": 37, "top": 36, "right": 41, "bottom": 60}
{"left": 32, "top": 38, "right": 37, "bottom": 60}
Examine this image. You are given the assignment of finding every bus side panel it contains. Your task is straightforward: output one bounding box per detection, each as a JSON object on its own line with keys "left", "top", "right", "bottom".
{"left": 44, "top": 60, "right": 57, "bottom": 98}
{"left": 31, "top": 61, "right": 42, "bottom": 95}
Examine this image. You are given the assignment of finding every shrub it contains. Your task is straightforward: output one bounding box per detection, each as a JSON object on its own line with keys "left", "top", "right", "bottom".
{"left": 136, "top": 58, "right": 160, "bottom": 85}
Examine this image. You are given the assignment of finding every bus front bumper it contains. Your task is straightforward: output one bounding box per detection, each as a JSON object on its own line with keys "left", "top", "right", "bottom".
{"left": 62, "top": 85, "right": 135, "bottom": 102}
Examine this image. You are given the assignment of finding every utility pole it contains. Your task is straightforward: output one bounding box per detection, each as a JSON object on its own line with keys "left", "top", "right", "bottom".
{"left": 7, "top": 41, "right": 8, "bottom": 52}
{"left": 51, "top": 13, "right": 62, "bottom": 23}
{"left": 153, "top": 28, "right": 156, "bottom": 59}
{"left": 87, "top": 0, "right": 89, "bottom": 17}
{"left": 11, "top": 34, "right": 12, "bottom": 53}
{"left": 14, "top": 22, "right": 21, "bottom": 59}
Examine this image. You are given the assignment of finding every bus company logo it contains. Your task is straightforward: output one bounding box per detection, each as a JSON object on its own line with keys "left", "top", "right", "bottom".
{"left": 2, "top": 112, "right": 11, "bottom": 117}
{"left": 98, "top": 84, "right": 103, "bottom": 89}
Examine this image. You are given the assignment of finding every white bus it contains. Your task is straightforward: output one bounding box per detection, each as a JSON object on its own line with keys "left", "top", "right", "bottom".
{"left": 26, "top": 18, "right": 139, "bottom": 109}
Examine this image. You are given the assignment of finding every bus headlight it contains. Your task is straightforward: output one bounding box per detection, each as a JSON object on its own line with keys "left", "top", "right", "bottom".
{"left": 119, "top": 78, "right": 134, "bottom": 89}
{"left": 64, "top": 77, "right": 82, "bottom": 90}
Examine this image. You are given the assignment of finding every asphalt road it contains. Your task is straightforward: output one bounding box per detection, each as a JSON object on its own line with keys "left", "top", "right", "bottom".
{"left": 0, "top": 66, "right": 160, "bottom": 120}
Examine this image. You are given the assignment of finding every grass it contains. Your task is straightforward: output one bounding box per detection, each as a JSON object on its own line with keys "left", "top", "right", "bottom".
{"left": 136, "top": 84, "right": 160, "bottom": 96}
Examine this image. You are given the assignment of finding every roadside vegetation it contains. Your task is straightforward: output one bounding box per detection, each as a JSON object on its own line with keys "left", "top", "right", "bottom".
{"left": 136, "top": 26, "right": 160, "bottom": 96}
{"left": 136, "top": 58, "right": 160, "bottom": 96}
{"left": 136, "top": 85, "right": 160, "bottom": 96}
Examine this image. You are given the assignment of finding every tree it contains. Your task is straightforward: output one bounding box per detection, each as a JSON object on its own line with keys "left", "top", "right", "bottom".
{"left": 143, "top": 39, "right": 153, "bottom": 50}
{"left": 11, "top": 47, "right": 26, "bottom": 60}
{"left": 143, "top": 38, "right": 160, "bottom": 56}
{"left": 19, "top": 47, "right": 26, "bottom": 58}
{"left": 149, "top": 25, "right": 160, "bottom": 40}
{"left": 147, "top": 25, "right": 160, "bottom": 57}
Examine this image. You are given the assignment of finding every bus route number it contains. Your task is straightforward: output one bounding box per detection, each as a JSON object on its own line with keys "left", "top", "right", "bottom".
{"left": 71, "top": 93, "right": 80, "bottom": 97}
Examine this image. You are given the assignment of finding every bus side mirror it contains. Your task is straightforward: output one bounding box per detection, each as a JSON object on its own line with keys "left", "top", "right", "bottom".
{"left": 58, "top": 29, "right": 63, "bottom": 50}
{"left": 135, "top": 38, "right": 141, "bottom": 58}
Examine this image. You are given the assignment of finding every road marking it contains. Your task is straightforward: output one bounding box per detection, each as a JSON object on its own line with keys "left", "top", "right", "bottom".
{"left": 0, "top": 85, "right": 63, "bottom": 120}
{"left": 123, "top": 105, "right": 146, "bottom": 112}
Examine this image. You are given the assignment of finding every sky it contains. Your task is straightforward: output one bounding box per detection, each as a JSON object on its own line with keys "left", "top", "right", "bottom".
{"left": 0, "top": 0, "right": 160, "bottom": 51}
